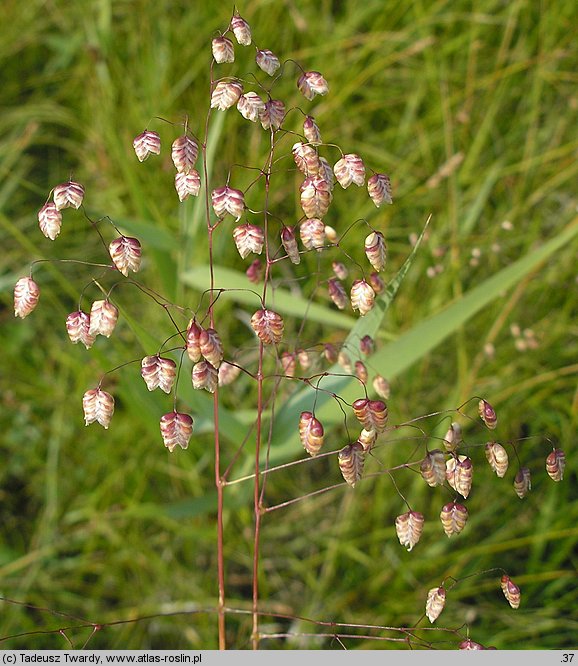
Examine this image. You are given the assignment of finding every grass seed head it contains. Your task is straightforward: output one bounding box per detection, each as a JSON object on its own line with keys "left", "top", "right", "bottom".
{"left": 479, "top": 398, "right": 497, "bottom": 429}
{"left": 546, "top": 448, "right": 565, "bottom": 481}
{"left": 192, "top": 360, "right": 218, "bottom": 393}
{"left": 109, "top": 236, "right": 142, "bottom": 276}
{"left": 297, "top": 71, "right": 329, "bottom": 101}
{"left": 160, "top": 411, "right": 193, "bottom": 452}
{"left": 175, "top": 170, "right": 201, "bottom": 201}
{"left": 440, "top": 501, "right": 468, "bottom": 537}
{"left": 338, "top": 441, "right": 365, "bottom": 487}
{"left": 13, "top": 277, "right": 40, "bottom": 318}
{"left": 485, "top": 441, "right": 509, "bottom": 477}
{"left": 298, "top": 411, "right": 324, "bottom": 456}
{"left": 350, "top": 279, "right": 375, "bottom": 316}
{"left": 186, "top": 320, "right": 204, "bottom": 362}
{"left": 38, "top": 202, "right": 62, "bottom": 240}
{"left": 171, "top": 135, "right": 199, "bottom": 173}
{"left": 420, "top": 450, "right": 446, "bottom": 487}
{"left": 303, "top": 115, "right": 322, "bottom": 144}
{"left": 425, "top": 586, "right": 446, "bottom": 623}
{"left": 141, "top": 355, "right": 177, "bottom": 394}
{"left": 250, "top": 309, "right": 284, "bottom": 344}
{"left": 210, "top": 80, "right": 243, "bottom": 111}
{"left": 501, "top": 574, "right": 521, "bottom": 609}
{"left": 211, "top": 36, "right": 235, "bottom": 63}
{"left": 53, "top": 180, "right": 85, "bottom": 209}
{"left": 513, "top": 467, "right": 531, "bottom": 498}
{"left": 364, "top": 231, "right": 386, "bottom": 272}
{"left": 367, "top": 173, "right": 393, "bottom": 207}
{"left": 133, "top": 130, "right": 161, "bottom": 162}
{"left": 395, "top": 511, "right": 424, "bottom": 551}
{"left": 237, "top": 92, "right": 266, "bottom": 122}
{"left": 230, "top": 14, "right": 252, "bottom": 46}
{"left": 199, "top": 328, "right": 224, "bottom": 369}
{"left": 82, "top": 388, "right": 114, "bottom": 429}
{"left": 66, "top": 310, "right": 96, "bottom": 349}
{"left": 88, "top": 299, "right": 118, "bottom": 338}
{"left": 255, "top": 49, "right": 280, "bottom": 76}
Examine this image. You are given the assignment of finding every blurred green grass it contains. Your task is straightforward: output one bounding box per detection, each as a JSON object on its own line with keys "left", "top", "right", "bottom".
{"left": 1, "top": 0, "right": 577, "bottom": 649}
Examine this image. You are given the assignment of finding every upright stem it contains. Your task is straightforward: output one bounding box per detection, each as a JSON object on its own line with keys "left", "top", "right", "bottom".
{"left": 251, "top": 132, "right": 275, "bottom": 650}
{"left": 202, "top": 106, "right": 226, "bottom": 648}
{"left": 251, "top": 343, "right": 264, "bottom": 650}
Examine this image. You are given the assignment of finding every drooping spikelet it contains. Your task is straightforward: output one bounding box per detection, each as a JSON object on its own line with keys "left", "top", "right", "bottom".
{"left": 280, "top": 352, "right": 297, "bottom": 378}
{"left": 218, "top": 361, "right": 241, "bottom": 386}
{"left": 354, "top": 361, "right": 368, "bottom": 384}
{"left": 88, "top": 299, "right": 118, "bottom": 338}
{"left": 303, "top": 115, "right": 322, "bottom": 144}
{"left": 359, "top": 335, "right": 374, "bottom": 355}
{"left": 160, "top": 411, "right": 193, "bottom": 452}
{"left": 485, "top": 441, "right": 509, "bottom": 477}
{"left": 82, "top": 388, "right": 114, "bottom": 429}
{"left": 440, "top": 501, "right": 468, "bottom": 537}
{"left": 14, "top": 277, "right": 40, "bottom": 318}
{"left": 350, "top": 279, "right": 375, "bottom": 316}
{"left": 255, "top": 49, "right": 280, "bottom": 76}
{"left": 446, "top": 455, "right": 473, "bottom": 499}
{"left": 372, "top": 375, "right": 391, "bottom": 400}
{"left": 338, "top": 441, "right": 365, "bottom": 487}
{"left": 367, "top": 173, "right": 393, "bottom": 207}
{"left": 280, "top": 227, "right": 300, "bottom": 264}
{"left": 395, "top": 511, "right": 424, "bottom": 551}
{"left": 420, "top": 450, "right": 446, "bottom": 487}
{"left": 211, "top": 36, "right": 235, "bottom": 63}
{"left": 500, "top": 575, "right": 521, "bottom": 609}
{"left": 171, "top": 135, "right": 199, "bottom": 173}
{"left": 260, "top": 99, "right": 285, "bottom": 131}
{"left": 109, "top": 236, "right": 142, "bottom": 276}
{"left": 513, "top": 467, "right": 531, "bottom": 498}
{"left": 292, "top": 142, "right": 321, "bottom": 176}
{"left": 300, "top": 176, "right": 332, "bottom": 218}
{"left": 233, "top": 224, "right": 264, "bottom": 259}
{"left": 425, "top": 587, "right": 446, "bottom": 623}
{"left": 358, "top": 428, "right": 377, "bottom": 451}
{"left": 298, "top": 411, "right": 324, "bottom": 456}
{"left": 192, "top": 360, "right": 218, "bottom": 393}
{"left": 175, "top": 170, "right": 201, "bottom": 201}
{"left": 211, "top": 185, "right": 245, "bottom": 220}
{"left": 333, "top": 154, "right": 365, "bottom": 188}
{"left": 210, "top": 80, "right": 243, "bottom": 111}
{"left": 199, "top": 327, "right": 224, "bottom": 368}
{"left": 53, "top": 180, "right": 85, "bottom": 209}
{"left": 141, "top": 355, "right": 177, "bottom": 394}
{"left": 230, "top": 14, "right": 252, "bottom": 46}
{"left": 250, "top": 309, "right": 284, "bottom": 344}
{"left": 38, "top": 202, "right": 62, "bottom": 240}
{"left": 246, "top": 259, "right": 264, "bottom": 284}
{"left": 328, "top": 278, "right": 348, "bottom": 310}
{"left": 459, "top": 640, "right": 485, "bottom": 651}
{"left": 186, "top": 320, "right": 204, "bottom": 363}
{"left": 237, "top": 92, "right": 266, "bottom": 122}
{"left": 443, "top": 422, "right": 462, "bottom": 452}
{"left": 300, "top": 218, "right": 325, "bottom": 250}
{"left": 364, "top": 231, "right": 386, "bottom": 272}
{"left": 546, "top": 448, "right": 565, "bottom": 481}
{"left": 66, "top": 310, "right": 96, "bottom": 349}
{"left": 133, "top": 130, "right": 161, "bottom": 162}
{"left": 297, "top": 71, "right": 329, "bottom": 101}
{"left": 478, "top": 398, "right": 497, "bottom": 429}
{"left": 352, "top": 398, "right": 388, "bottom": 433}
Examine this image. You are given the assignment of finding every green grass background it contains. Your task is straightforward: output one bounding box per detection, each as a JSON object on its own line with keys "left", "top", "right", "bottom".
{"left": 1, "top": 0, "right": 577, "bottom": 649}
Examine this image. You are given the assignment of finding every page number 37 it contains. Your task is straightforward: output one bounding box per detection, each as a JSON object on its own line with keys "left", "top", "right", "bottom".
{"left": 562, "top": 655, "right": 574, "bottom": 663}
